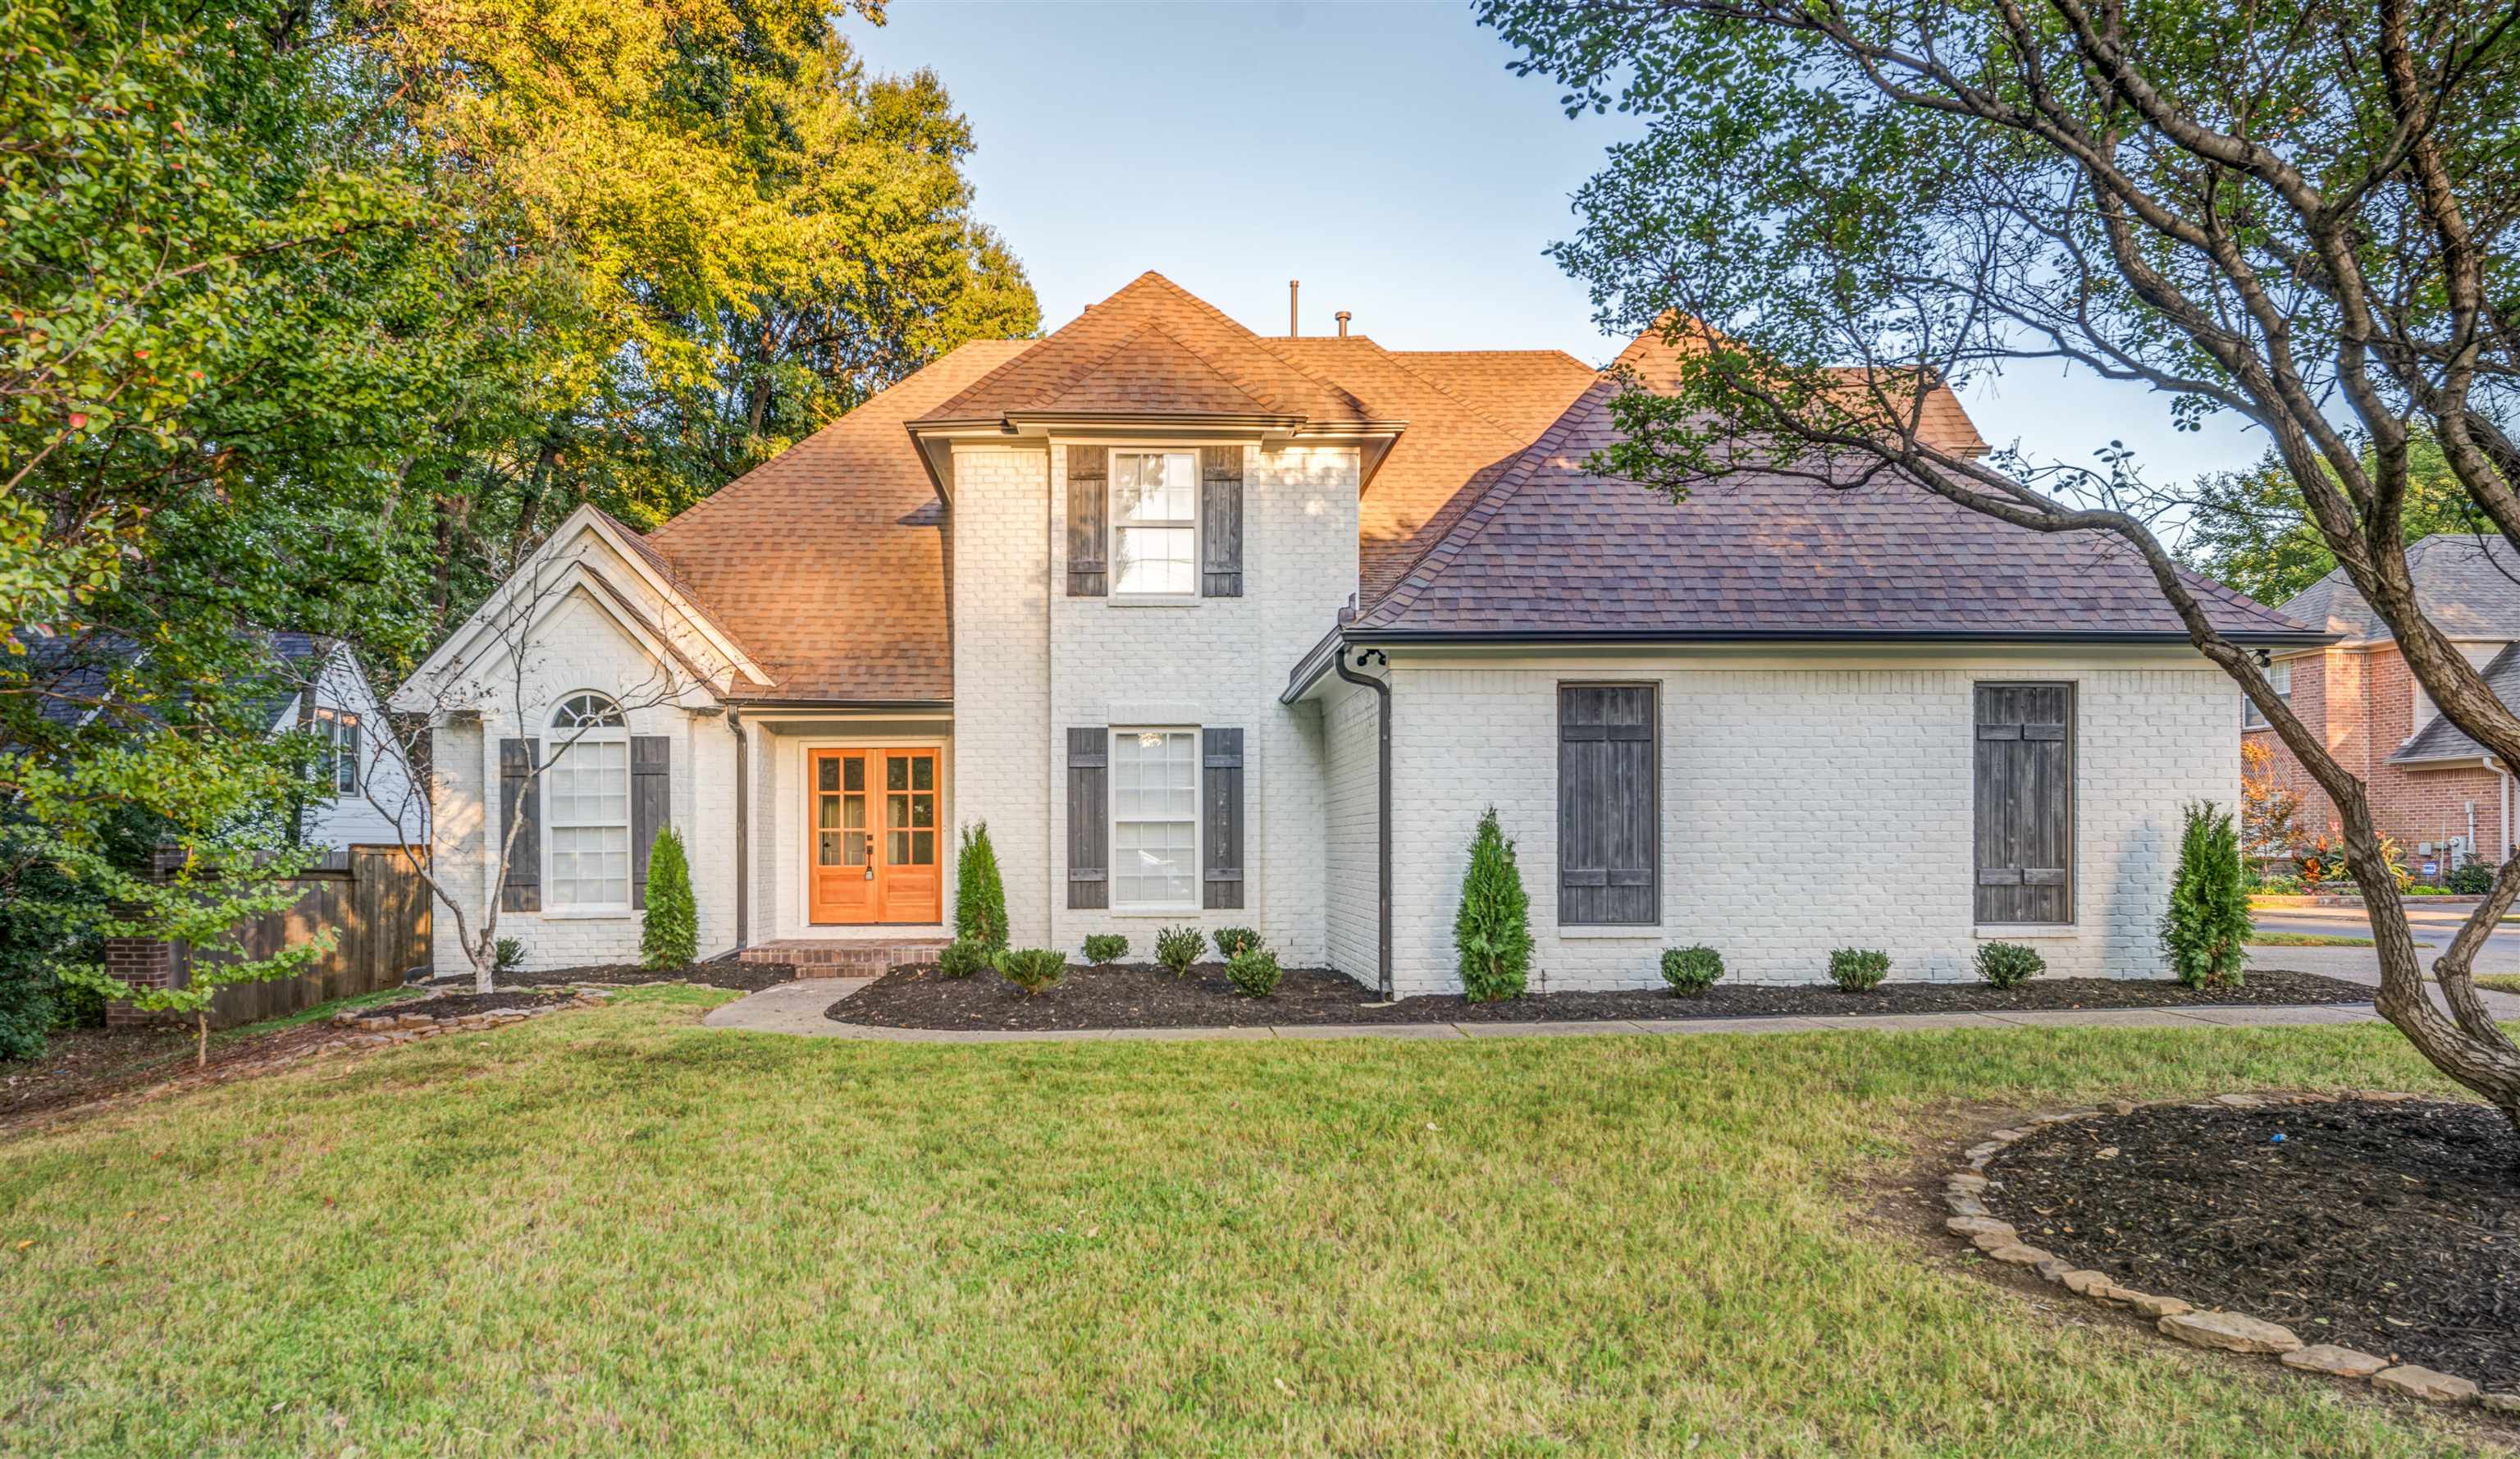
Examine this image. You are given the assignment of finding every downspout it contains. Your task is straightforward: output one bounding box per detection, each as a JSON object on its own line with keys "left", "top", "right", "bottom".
{"left": 727, "top": 706, "right": 749, "bottom": 953}
{"left": 1332, "top": 645, "right": 1392, "bottom": 999}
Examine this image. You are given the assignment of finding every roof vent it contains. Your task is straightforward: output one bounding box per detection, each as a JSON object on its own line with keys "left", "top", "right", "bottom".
{"left": 1335, "top": 310, "right": 1352, "bottom": 339}
{"left": 1289, "top": 279, "right": 1299, "bottom": 336}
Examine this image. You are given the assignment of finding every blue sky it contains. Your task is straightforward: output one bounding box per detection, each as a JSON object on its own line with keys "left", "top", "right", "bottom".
{"left": 846, "top": 0, "right": 2268, "bottom": 483}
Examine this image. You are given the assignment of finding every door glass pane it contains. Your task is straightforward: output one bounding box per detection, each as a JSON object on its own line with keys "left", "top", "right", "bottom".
{"left": 912, "top": 830, "right": 934, "bottom": 864}
{"left": 844, "top": 831, "right": 869, "bottom": 867}
{"left": 843, "top": 757, "right": 865, "bottom": 792}
{"left": 887, "top": 756, "right": 908, "bottom": 791}
{"left": 818, "top": 830, "right": 842, "bottom": 866}
{"left": 888, "top": 794, "right": 908, "bottom": 827}
{"left": 911, "top": 794, "right": 934, "bottom": 828}
{"left": 911, "top": 757, "right": 933, "bottom": 791}
{"left": 818, "top": 757, "right": 839, "bottom": 792}
{"left": 888, "top": 830, "right": 910, "bottom": 864}
{"left": 819, "top": 798, "right": 841, "bottom": 829}
{"left": 843, "top": 796, "right": 865, "bottom": 829}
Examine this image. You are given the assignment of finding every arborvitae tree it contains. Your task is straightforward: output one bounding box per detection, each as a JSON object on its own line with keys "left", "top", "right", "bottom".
{"left": 641, "top": 827, "right": 699, "bottom": 969}
{"left": 956, "top": 822, "right": 1008, "bottom": 952}
{"left": 2162, "top": 802, "right": 2252, "bottom": 988}
{"left": 1455, "top": 807, "right": 1533, "bottom": 1002}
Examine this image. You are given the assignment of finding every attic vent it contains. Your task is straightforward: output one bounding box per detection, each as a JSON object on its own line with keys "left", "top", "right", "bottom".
{"left": 1288, "top": 279, "right": 1299, "bottom": 336}
{"left": 1335, "top": 310, "right": 1351, "bottom": 338}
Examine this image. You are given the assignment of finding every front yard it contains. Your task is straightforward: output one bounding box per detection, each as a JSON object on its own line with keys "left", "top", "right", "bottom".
{"left": 0, "top": 986, "right": 2504, "bottom": 1457}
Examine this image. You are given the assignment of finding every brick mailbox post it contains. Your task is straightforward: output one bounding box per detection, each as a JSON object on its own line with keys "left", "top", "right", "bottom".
{"left": 101, "top": 845, "right": 189, "bottom": 1028}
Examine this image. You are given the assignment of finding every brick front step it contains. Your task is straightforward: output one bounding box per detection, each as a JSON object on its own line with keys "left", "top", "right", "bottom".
{"left": 736, "top": 938, "right": 948, "bottom": 977}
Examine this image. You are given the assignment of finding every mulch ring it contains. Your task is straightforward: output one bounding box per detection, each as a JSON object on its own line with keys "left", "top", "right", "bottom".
{"left": 443, "top": 960, "right": 801, "bottom": 994}
{"left": 832, "top": 963, "right": 2376, "bottom": 1032}
{"left": 1966, "top": 1095, "right": 2520, "bottom": 1398}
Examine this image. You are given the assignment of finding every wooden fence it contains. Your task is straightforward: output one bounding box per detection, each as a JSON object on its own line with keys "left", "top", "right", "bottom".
{"left": 174, "top": 844, "right": 433, "bottom": 1029}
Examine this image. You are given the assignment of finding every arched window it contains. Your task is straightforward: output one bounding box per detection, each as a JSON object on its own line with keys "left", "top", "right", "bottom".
{"left": 546, "top": 693, "right": 630, "bottom": 908}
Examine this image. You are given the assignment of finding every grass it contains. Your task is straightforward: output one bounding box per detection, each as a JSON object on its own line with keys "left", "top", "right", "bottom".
{"left": 2477, "top": 975, "right": 2520, "bottom": 995}
{"left": 2246, "top": 931, "right": 2386, "bottom": 947}
{"left": 212, "top": 986, "right": 420, "bottom": 1043}
{"left": 0, "top": 986, "right": 2500, "bottom": 1458}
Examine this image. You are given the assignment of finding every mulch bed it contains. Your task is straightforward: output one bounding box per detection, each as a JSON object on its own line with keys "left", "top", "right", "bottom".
{"left": 441, "top": 960, "right": 801, "bottom": 993}
{"left": 829, "top": 963, "right": 2377, "bottom": 1032}
{"left": 348, "top": 989, "right": 576, "bottom": 1022}
{"left": 0, "top": 1022, "right": 342, "bottom": 1131}
{"left": 1984, "top": 1098, "right": 2520, "bottom": 1389}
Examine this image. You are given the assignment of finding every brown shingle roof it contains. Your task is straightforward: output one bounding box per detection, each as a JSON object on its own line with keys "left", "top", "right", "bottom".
{"left": 645, "top": 338, "right": 1033, "bottom": 702}
{"left": 1353, "top": 373, "right": 2312, "bottom": 641}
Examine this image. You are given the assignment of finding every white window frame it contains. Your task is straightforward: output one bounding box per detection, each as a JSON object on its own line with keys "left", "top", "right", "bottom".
{"left": 1107, "top": 448, "right": 1201, "bottom": 601}
{"left": 545, "top": 693, "right": 632, "bottom": 912}
{"left": 310, "top": 706, "right": 359, "bottom": 795}
{"left": 1108, "top": 725, "right": 1202, "bottom": 913}
{"left": 2243, "top": 659, "right": 2291, "bottom": 728}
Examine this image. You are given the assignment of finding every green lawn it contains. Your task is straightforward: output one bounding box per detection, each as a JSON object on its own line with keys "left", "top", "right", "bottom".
{"left": 2246, "top": 931, "right": 2389, "bottom": 947}
{"left": 0, "top": 987, "right": 2499, "bottom": 1458}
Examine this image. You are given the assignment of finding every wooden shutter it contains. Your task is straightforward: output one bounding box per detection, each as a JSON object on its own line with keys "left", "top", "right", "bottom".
{"left": 1067, "top": 727, "right": 1107, "bottom": 908}
{"left": 1203, "top": 727, "right": 1245, "bottom": 909}
{"left": 1558, "top": 685, "right": 1658, "bottom": 925}
{"left": 1200, "top": 446, "right": 1244, "bottom": 597}
{"left": 498, "top": 737, "right": 541, "bottom": 912}
{"left": 1066, "top": 446, "right": 1107, "bottom": 596}
{"left": 1974, "top": 684, "right": 2073, "bottom": 923}
{"left": 631, "top": 734, "right": 670, "bottom": 910}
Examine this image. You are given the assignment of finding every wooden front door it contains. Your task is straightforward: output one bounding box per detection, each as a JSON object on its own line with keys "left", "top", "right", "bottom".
{"left": 809, "top": 748, "right": 942, "bottom": 925}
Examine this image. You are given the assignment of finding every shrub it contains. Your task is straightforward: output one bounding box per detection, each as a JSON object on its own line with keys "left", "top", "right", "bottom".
{"left": 1082, "top": 933, "right": 1129, "bottom": 965}
{"left": 639, "top": 827, "right": 699, "bottom": 969}
{"left": 1827, "top": 948, "right": 1890, "bottom": 992}
{"left": 0, "top": 964, "right": 52, "bottom": 1064}
{"left": 2162, "top": 799, "right": 2252, "bottom": 987}
{"left": 937, "top": 939, "right": 993, "bottom": 979}
{"left": 1154, "top": 925, "right": 1206, "bottom": 976}
{"left": 955, "top": 823, "right": 1009, "bottom": 952}
{"left": 1226, "top": 946, "right": 1283, "bottom": 998}
{"left": 2449, "top": 861, "right": 2496, "bottom": 895}
{"left": 1214, "top": 926, "right": 1262, "bottom": 959}
{"left": 494, "top": 937, "right": 526, "bottom": 975}
{"left": 1975, "top": 941, "right": 2044, "bottom": 990}
{"left": 996, "top": 948, "right": 1066, "bottom": 995}
{"left": 2253, "top": 870, "right": 2304, "bottom": 894}
{"left": 1455, "top": 807, "right": 1533, "bottom": 1002}
{"left": 1660, "top": 945, "right": 1724, "bottom": 995}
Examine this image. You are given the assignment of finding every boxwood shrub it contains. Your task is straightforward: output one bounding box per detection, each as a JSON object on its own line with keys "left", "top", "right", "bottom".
{"left": 1226, "top": 946, "right": 1282, "bottom": 998}
{"left": 996, "top": 948, "right": 1066, "bottom": 995}
{"left": 1214, "top": 926, "right": 1262, "bottom": 959}
{"left": 1660, "top": 945, "right": 1724, "bottom": 995}
{"left": 1082, "top": 933, "right": 1129, "bottom": 965}
{"left": 1154, "top": 925, "right": 1206, "bottom": 976}
{"left": 1975, "top": 941, "right": 2044, "bottom": 990}
{"left": 1827, "top": 948, "right": 1890, "bottom": 992}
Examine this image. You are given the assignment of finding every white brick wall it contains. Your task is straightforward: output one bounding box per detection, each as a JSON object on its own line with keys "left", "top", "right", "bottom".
{"left": 950, "top": 446, "right": 1054, "bottom": 944}
{"left": 1380, "top": 651, "right": 2241, "bottom": 995}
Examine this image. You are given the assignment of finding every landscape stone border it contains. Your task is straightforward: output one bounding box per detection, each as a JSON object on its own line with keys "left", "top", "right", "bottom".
{"left": 307, "top": 988, "right": 614, "bottom": 1058}
{"left": 1945, "top": 1091, "right": 2516, "bottom": 1414}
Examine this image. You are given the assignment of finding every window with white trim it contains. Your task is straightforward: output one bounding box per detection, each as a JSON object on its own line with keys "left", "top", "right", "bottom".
{"left": 1110, "top": 451, "right": 1198, "bottom": 597}
{"left": 311, "top": 707, "right": 360, "bottom": 794}
{"left": 2242, "top": 660, "right": 2290, "bottom": 728}
{"left": 1112, "top": 728, "right": 1198, "bottom": 909}
{"left": 547, "top": 693, "right": 630, "bottom": 908}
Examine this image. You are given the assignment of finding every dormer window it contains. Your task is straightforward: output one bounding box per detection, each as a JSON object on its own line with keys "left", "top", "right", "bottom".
{"left": 312, "top": 707, "right": 360, "bottom": 795}
{"left": 1111, "top": 451, "right": 1198, "bottom": 597}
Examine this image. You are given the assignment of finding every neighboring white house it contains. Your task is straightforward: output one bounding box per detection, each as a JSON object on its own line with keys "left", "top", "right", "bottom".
{"left": 266, "top": 633, "right": 430, "bottom": 856}
{"left": 392, "top": 272, "right": 2326, "bottom": 989}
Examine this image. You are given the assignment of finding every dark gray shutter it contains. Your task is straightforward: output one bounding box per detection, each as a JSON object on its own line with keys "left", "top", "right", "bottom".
{"left": 1067, "top": 727, "right": 1107, "bottom": 908}
{"left": 631, "top": 734, "right": 670, "bottom": 910}
{"left": 1200, "top": 446, "right": 1243, "bottom": 597}
{"left": 1203, "top": 727, "right": 1245, "bottom": 909}
{"left": 1558, "top": 686, "right": 1657, "bottom": 925}
{"left": 1974, "top": 684, "right": 2073, "bottom": 923}
{"left": 1066, "top": 446, "right": 1107, "bottom": 596}
{"left": 498, "top": 737, "right": 541, "bottom": 912}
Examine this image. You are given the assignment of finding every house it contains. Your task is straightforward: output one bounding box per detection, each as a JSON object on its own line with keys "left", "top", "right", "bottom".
{"left": 9, "top": 628, "right": 426, "bottom": 857}
{"left": 393, "top": 272, "right": 2319, "bottom": 990}
{"left": 2246, "top": 534, "right": 2520, "bottom": 871}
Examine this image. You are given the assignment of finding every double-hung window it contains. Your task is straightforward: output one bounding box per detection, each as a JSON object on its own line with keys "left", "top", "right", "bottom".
{"left": 1110, "top": 451, "right": 1198, "bottom": 597}
{"left": 546, "top": 693, "right": 631, "bottom": 908}
{"left": 311, "top": 707, "right": 360, "bottom": 794}
{"left": 1111, "top": 728, "right": 1198, "bottom": 909}
{"left": 2242, "top": 660, "right": 2290, "bottom": 728}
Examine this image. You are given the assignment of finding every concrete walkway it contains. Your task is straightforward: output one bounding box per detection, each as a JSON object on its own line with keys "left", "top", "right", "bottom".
{"left": 696, "top": 976, "right": 2489, "bottom": 1045}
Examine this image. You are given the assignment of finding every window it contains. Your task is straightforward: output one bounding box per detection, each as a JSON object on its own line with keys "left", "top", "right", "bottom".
{"left": 1557, "top": 685, "right": 1659, "bottom": 925}
{"left": 1110, "top": 451, "right": 1198, "bottom": 597}
{"left": 2243, "top": 660, "right": 2291, "bottom": 728}
{"left": 311, "top": 707, "right": 360, "bottom": 794}
{"left": 1974, "top": 684, "right": 2073, "bottom": 925}
{"left": 1111, "top": 728, "right": 1198, "bottom": 908}
{"left": 546, "top": 693, "right": 630, "bottom": 908}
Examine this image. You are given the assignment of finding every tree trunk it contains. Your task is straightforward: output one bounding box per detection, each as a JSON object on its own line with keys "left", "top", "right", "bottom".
{"left": 194, "top": 1011, "right": 208, "bottom": 1070}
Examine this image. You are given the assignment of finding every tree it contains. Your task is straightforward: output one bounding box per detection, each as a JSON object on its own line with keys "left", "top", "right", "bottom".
{"left": 1485, "top": 0, "right": 2520, "bottom": 1128}
{"left": 2239, "top": 739, "right": 2303, "bottom": 860}
{"left": 955, "top": 821, "right": 1007, "bottom": 952}
{"left": 1455, "top": 807, "right": 1532, "bottom": 1002}
{"left": 2162, "top": 802, "right": 2252, "bottom": 988}
{"left": 641, "top": 827, "right": 698, "bottom": 970}
{"left": 2181, "top": 434, "right": 2481, "bottom": 605}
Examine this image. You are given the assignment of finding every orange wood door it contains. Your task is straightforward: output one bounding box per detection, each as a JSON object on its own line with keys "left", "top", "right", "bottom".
{"left": 808, "top": 751, "right": 877, "bottom": 925}
{"left": 876, "top": 749, "right": 942, "bottom": 923}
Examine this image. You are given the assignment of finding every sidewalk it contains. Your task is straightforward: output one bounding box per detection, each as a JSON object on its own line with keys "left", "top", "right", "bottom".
{"left": 696, "top": 976, "right": 2489, "bottom": 1046}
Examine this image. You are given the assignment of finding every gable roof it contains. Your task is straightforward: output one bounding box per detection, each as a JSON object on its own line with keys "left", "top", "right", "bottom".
{"left": 1352, "top": 364, "right": 2316, "bottom": 643}
{"left": 645, "top": 338, "right": 1033, "bottom": 702}
{"left": 2279, "top": 534, "right": 2520, "bottom": 643}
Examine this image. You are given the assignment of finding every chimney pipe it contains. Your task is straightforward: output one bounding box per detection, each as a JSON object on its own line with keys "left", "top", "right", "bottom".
{"left": 1335, "top": 310, "right": 1351, "bottom": 339}
{"left": 1289, "top": 279, "right": 1299, "bottom": 336}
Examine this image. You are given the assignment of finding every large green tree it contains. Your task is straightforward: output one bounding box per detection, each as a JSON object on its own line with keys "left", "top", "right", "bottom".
{"left": 1485, "top": 0, "right": 2520, "bottom": 1129}
{"left": 2182, "top": 432, "right": 2480, "bottom": 605}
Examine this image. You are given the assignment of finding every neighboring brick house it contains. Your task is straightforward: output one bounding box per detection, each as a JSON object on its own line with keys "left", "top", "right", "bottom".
{"left": 395, "top": 272, "right": 2317, "bottom": 990}
{"left": 2246, "top": 535, "right": 2520, "bottom": 871}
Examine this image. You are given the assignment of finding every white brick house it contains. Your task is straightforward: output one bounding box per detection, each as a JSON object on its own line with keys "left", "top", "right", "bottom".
{"left": 394, "top": 272, "right": 2323, "bottom": 989}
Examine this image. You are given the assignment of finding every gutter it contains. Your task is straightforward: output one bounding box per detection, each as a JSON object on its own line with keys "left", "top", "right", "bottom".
{"left": 1331, "top": 646, "right": 1393, "bottom": 999}
{"left": 728, "top": 707, "right": 749, "bottom": 953}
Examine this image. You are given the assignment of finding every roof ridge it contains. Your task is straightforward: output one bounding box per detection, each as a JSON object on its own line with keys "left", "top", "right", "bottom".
{"left": 1139, "top": 272, "right": 1381, "bottom": 421}
{"left": 1363, "top": 376, "right": 1617, "bottom": 624}
{"left": 1038, "top": 318, "right": 1280, "bottom": 414}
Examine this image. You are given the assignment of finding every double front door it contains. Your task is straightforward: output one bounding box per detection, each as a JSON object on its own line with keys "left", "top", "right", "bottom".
{"left": 808, "top": 748, "right": 941, "bottom": 924}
